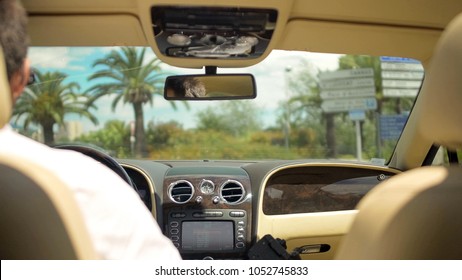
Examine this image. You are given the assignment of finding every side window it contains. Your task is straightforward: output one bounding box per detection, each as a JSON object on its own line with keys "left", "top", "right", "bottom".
{"left": 431, "top": 147, "right": 446, "bottom": 166}
{"left": 432, "top": 147, "right": 461, "bottom": 166}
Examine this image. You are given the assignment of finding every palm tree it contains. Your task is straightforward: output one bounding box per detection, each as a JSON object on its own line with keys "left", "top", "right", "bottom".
{"left": 12, "top": 70, "right": 97, "bottom": 145}
{"left": 87, "top": 47, "right": 173, "bottom": 157}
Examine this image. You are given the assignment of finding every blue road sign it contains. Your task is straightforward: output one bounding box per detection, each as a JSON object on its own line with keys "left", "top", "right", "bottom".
{"left": 380, "top": 56, "right": 421, "bottom": 64}
{"left": 380, "top": 115, "right": 408, "bottom": 140}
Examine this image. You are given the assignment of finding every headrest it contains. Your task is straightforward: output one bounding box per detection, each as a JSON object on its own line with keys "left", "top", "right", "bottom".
{"left": 418, "top": 13, "right": 462, "bottom": 150}
{"left": 0, "top": 47, "right": 12, "bottom": 128}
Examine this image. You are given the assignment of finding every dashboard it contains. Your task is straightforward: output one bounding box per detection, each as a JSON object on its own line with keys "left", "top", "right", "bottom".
{"left": 119, "top": 159, "right": 400, "bottom": 260}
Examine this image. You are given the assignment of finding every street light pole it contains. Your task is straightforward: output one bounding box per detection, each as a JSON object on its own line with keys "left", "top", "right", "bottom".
{"left": 284, "top": 66, "right": 292, "bottom": 150}
{"left": 130, "top": 121, "right": 135, "bottom": 157}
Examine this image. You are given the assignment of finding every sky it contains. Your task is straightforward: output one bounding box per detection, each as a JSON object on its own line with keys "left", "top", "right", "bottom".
{"left": 27, "top": 47, "right": 341, "bottom": 132}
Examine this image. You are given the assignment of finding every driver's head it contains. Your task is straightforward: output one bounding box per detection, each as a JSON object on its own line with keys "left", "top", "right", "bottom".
{"left": 166, "top": 77, "right": 206, "bottom": 98}
{"left": 182, "top": 77, "right": 206, "bottom": 98}
{"left": 0, "top": 0, "right": 30, "bottom": 102}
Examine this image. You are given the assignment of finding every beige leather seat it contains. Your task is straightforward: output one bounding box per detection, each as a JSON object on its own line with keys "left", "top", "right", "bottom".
{"left": 336, "top": 13, "right": 462, "bottom": 259}
{"left": 0, "top": 47, "right": 97, "bottom": 259}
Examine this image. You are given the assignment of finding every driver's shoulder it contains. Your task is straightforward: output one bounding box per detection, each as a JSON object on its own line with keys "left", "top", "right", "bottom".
{"left": 50, "top": 148, "right": 130, "bottom": 192}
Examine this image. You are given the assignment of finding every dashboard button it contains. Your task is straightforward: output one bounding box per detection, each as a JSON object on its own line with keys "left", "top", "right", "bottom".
{"left": 173, "top": 242, "right": 180, "bottom": 248}
{"left": 170, "top": 221, "right": 179, "bottom": 228}
{"left": 171, "top": 235, "right": 179, "bottom": 241}
{"left": 171, "top": 212, "right": 186, "bottom": 218}
{"left": 230, "top": 211, "right": 245, "bottom": 217}
{"left": 211, "top": 211, "right": 223, "bottom": 217}
{"left": 236, "top": 242, "right": 245, "bottom": 248}
{"left": 193, "top": 211, "right": 224, "bottom": 218}
{"left": 193, "top": 212, "right": 206, "bottom": 218}
{"left": 170, "top": 228, "right": 179, "bottom": 235}
{"left": 212, "top": 196, "right": 220, "bottom": 204}
{"left": 236, "top": 234, "right": 245, "bottom": 241}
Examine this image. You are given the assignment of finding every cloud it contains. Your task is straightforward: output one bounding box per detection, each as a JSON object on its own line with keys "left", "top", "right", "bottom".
{"left": 28, "top": 47, "right": 98, "bottom": 71}
{"left": 91, "top": 95, "right": 133, "bottom": 123}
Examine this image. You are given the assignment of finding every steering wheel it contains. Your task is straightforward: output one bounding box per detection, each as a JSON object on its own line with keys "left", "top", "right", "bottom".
{"left": 53, "top": 144, "right": 136, "bottom": 191}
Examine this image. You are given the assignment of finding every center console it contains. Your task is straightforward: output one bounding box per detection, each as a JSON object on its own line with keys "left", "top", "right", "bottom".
{"left": 163, "top": 167, "right": 252, "bottom": 259}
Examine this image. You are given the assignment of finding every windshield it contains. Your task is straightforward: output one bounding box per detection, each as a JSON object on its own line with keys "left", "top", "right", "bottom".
{"left": 13, "top": 47, "right": 423, "bottom": 162}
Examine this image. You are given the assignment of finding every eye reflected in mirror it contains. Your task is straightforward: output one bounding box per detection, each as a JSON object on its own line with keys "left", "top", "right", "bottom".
{"left": 164, "top": 74, "right": 256, "bottom": 100}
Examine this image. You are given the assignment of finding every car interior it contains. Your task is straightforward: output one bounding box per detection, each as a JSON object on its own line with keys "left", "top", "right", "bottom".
{"left": 1, "top": 0, "right": 462, "bottom": 260}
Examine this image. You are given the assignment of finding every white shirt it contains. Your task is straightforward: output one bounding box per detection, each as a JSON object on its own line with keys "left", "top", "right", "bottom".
{"left": 0, "top": 125, "right": 181, "bottom": 260}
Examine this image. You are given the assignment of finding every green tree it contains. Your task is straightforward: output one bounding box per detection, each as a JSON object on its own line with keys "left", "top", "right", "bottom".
{"left": 87, "top": 47, "right": 171, "bottom": 157}
{"left": 196, "top": 100, "right": 262, "bottom": 137}
{"left": 146, "top": 120, "right": 183, "bottom": 149}
{"left": 281, "top": 60, "right": 333, "bottom": 157}
{"left": 12, "top": 70, "right": 97, "bottom": 145}
{"left": 77, "top": 120, "right": 130, "bottom": 158}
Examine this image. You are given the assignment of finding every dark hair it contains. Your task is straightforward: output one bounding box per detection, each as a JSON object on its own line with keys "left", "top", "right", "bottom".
{"left": 168, "top": 77, "right": 206, "bottom": 98}
{"left": 0, "top": 0, "right": 29, "bottom": 80}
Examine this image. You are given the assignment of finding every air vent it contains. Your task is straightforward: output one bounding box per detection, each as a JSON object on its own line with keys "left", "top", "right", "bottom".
{"left": 220, "top": 180, "right": 245, "bottom": 204}
{"left": 168, "top": 180, "right": 194, "bottom": 204}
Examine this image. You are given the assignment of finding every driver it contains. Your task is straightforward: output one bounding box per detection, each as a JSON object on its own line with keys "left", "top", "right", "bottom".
{"left": 166, "top": 77, "right": 207, "bottom": 98}
{"left": 0, "top": 0, "right": 181, "bottom": 260}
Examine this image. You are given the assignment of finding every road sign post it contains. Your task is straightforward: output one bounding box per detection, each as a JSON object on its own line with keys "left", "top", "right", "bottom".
{"left": 355, "top": 120, "right": 362, "bottom": 161}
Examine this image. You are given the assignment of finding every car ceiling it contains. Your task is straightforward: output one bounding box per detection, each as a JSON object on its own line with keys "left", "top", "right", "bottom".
{"left": 23, "top": 0, "right": 462, "bottom": 67}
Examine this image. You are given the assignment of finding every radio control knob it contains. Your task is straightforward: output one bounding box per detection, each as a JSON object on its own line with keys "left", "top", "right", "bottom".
{"left": 212, "top": 196, "right": 220, "bottom": 204}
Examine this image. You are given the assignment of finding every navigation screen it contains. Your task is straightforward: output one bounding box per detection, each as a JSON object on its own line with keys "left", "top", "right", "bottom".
{"left": 182, "top": 221, "right": 234, "bottom": 251}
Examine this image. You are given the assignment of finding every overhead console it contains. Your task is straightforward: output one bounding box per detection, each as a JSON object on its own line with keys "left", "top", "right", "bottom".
{"left": 137, "top": 0, "right": 293, "bottom": 68}
{"left": 151, "top": 6, "right": 277, "bottom": 59}
{"left": 162, "top": 166, "right": 252, "bottom": 260}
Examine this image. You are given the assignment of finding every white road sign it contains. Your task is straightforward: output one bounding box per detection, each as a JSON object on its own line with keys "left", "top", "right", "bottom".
{"left": 321, "top": 97, "right": 377, "bottom": 113}
{"left": 381, "top": 71, "right": 424, "bottom": 80}
{"left": 319, "top": 68, "right": 374, "bottom": 81}
{"left": 382, "top": 80, "right": 422, "bottom": 89}
{"left": 320, "top": 86, "right": 376, "bottom": 99}
{"left": 320, "top": 77, "right": 375, "bottom": 90}
{"left": 380, "top": 62, "right": 424, "bottom": 71}
{"left": 383, "top": 88, "right": 419, "bottom": 97}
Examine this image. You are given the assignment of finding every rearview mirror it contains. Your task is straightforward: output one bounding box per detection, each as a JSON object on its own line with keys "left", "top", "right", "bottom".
{"left": 164, "top": 74, "right": 256, "bottom": 100}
